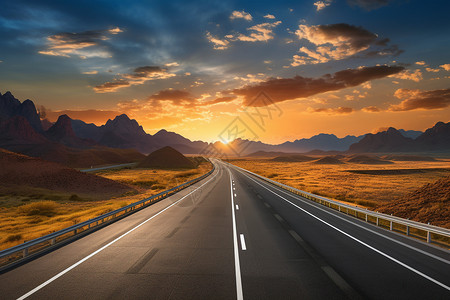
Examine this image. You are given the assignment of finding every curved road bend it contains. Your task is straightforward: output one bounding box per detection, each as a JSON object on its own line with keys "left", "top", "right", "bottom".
{"left": 0, "top": 159, "right": 449, "bottom": 299}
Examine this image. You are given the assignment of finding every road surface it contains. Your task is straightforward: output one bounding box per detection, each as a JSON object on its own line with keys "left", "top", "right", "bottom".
{"left": 1, "top": 159, "right": 449, "bottom": 299}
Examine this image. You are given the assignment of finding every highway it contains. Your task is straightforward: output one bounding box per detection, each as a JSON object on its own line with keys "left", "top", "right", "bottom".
{"left": 0, "top": 159, "right": 449, "bottom": 299}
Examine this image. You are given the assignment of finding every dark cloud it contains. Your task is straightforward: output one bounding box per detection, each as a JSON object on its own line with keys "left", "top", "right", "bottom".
{"left": 129, "top": 66, "right": 164, "bottom": 78}
{"left": 233, "top": 65, "right": 405, "bottom": 106}
{"left": 94, "top": 65, "right": 176, "bottom": 93}
{"left": 311, "top": 107, "right": 354, "bottom": 114}
{"left": 347, "top": 0, "right": 391, "bottom": 11}
{"left": 93, "top": 79, "right": 130, "bottom": 93}
{"left": 199, "top": 96, "right": 238, "bottom": 106}
{"left": 149, "top": 89, "right": 196, "bottom": 105}
{"left": 389, "top": 88, "right": 450, "bottom": 111}
{"left": 38, "top": 28, "right": 122, "bottom": 58}
{"left": 362, "top": 106, "right": 381, "bottom": 112}
{"left": 293, "top": 23, "right": 402, "bottom": 65}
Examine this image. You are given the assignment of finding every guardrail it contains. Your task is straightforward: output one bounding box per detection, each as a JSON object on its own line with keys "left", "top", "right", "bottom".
{"left": 0, "top": 162, "right": 215, "bottom": 271}
{"left": 229, "top": 163, "right": 450, "bottom": 248}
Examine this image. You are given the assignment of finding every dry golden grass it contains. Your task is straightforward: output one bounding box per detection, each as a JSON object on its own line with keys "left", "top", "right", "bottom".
{"left": 0, "top": 162, "right": 212, "bottom": 251}
{"left": 228, "top": 158, "right": 450, "bottom": 208}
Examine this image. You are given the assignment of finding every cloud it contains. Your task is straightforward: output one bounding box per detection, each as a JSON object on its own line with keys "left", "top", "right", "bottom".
{"left": 292, "top": 23, "right": 401, "bottom": 65}
{"left": 347, "top": 0, "right": 391, "bottom": 11}
{"left": 232, "top": 65, "right": 404, "bottom": 106}
{"left": 314, "top": 1, "right": 333, "bottom": 11}
{"left": 230, "top": 10, "right": 253, "bottom": 21}
{"left": 389, "top": 88, "right": 450, "bottom": 111}
{"left": 93, "top": 79, "right": 130, "bottom": 93}
{"left": 94, "top": 66, "right": 176, "bottom": 93}
{"left": 390, "top": 69, "right": 422, "bottom": 82}
{"left": 264, "top": 14, "right": 276, "bottom": 19}
{"left": 440, "top": 64, "right": 450, "bottom": 71}
{"left": 148, "top": 89, "right": 197, "bottom": 107}
{"left": 206, "top": 32, "right": 230, "bottom": 50}
{"left": 82, "top": 70, "right": 98, "bottom": 75}
{"left": 38, "top": 28, "right": 123, "bottom": 58}
{"left": 362, "top": 106, "right": 381, "bottom": 112}
{"left": 234, "top": 73, "right": 267, "bottom": 83}
{"left": 310, "top": 106, "right": 354, "bottom": 114}
{"left": 236, "top": 21, "right": 282, "bottom": 42}
{"left": 200, "top": 96, "right": 238, "bottom": 106}
{"left": 415, "top": 61, "right": 426, "bottom": 66}
{"left": 165, "top": 62, "right": 179, "bottom": 67}
{"left": 425, "top": 67, "right": 440, "bottom": 73}
{"left": 108, "top": 27, "right": 123, "bottom": 34}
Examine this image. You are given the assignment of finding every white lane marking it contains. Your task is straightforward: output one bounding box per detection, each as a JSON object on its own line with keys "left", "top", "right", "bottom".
{"left": 240, "top": 234, "right": 247, "bottom": 251}
{"left": 236, "top": 204, "right": 239, "bottom": 210}
{"left": 234, "top": 193, "right": 237, "bottom": 197}
{"left": 229, "top": 171, "right": 244, "bottom": 300}
{"left": 240, "top": 170, "right": 450, "bottom": 292}
{"left": 17, "top": 168, "right": 219, "bottom": 300}
{"left": 233, "top": 187, "right": 236, "bottom": 190}
{"left": 257, "top": 178, "right": 450, "bottom": 266}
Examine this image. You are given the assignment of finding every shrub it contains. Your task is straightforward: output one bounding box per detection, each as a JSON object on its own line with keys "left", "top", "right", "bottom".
{"left": 5, "top": 234, "right": 22, "bottom": 242}
{"left": 69, "top": 194, "right": 82, "bottom": 201}
{"left": 19, "top": 201, "right": 58, "bottom": 217}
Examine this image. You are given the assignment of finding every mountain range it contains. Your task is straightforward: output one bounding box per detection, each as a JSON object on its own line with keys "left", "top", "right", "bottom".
{"left": 1, "top": 91, "right": 449, "bottom": 164}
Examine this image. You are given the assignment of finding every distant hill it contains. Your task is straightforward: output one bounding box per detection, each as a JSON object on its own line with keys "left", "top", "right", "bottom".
{"left": 246, "top": 151, "right": 300, "bottom": 157}
{"left": 376, "top": 176, "right": 450, "bottom": 228}
{"left": 0, "top": 148, "right": 133, "bottom": 197}
{"left": 0, "top": 93, "right": 145, "bottom": 167}
{"left": 138, "top": 146, "right": 196, "bottom": 169}
{"left": 1, "top": 91, "right": 448, "bottom": 158}
{"left": 398, "top": 129, "right": 423, "bottom": 139}
{"left": 414, "top": 121, "right": 450, "bottom": 152}
{"left": 348, "top": 123, "right": 450, "bottom": 153}
{"left": 46, "top": 114, "right": 95, "bottom": 148}
{"left": 346, "top": 155, "right": 393, "bottom": 164}
{"left": 380, "top": 155, "right": 436, "bottom": 162}
{"left": 313, "top": 156, "right": 344, "bottom": 164}
{"left": 72, "top": 115, "right": 208, "bottom": 154}
{"left": 348, "top": 128, "right": 415, "bottom": 153}
{"left": 271, "top": 154, "right": 315, "bottom": 162}
{"left": 280, "top": 133, "right": 364, "bottom": 152}
{"left": 0, "top": 91, "right": 43, "bottom": 133}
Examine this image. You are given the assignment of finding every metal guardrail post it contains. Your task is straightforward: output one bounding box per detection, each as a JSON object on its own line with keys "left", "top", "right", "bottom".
{"left": 227, "top": 162, "right": 450, "bottom": 248}
{"left": 0, "top": 161, "right": 215, "bottom": 270}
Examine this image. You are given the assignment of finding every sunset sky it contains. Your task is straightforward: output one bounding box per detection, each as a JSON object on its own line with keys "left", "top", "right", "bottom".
{"left": 0, "top": 0, "right": 449, "bottom": 143}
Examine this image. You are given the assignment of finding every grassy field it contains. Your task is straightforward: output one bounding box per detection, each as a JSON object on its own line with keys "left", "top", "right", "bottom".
{"left": 227, "top": 158, "right": 450, "bottom": 208}
{"left": 0, "top": 162, "right": 212, "bottom": 251}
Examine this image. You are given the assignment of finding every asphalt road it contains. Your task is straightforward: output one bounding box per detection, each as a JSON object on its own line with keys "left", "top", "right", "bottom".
{"left": 1, "top": 159, "right": 449, "bottom": 299}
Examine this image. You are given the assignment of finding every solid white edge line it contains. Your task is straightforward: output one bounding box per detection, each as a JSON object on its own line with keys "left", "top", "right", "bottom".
{"left": 17, "top": 165, "right": 219, "bottom": 300}
{"left": 238, "top": 169, "right": 450, "bottom": 292}
{"left": 240, "top": 234, "right": 247, "bottom": 251}
{"left": 229, "top": 170, "right": 244, "bottom": 300}
{"left": 254, "top": 174, "right": 450, "bottom": 266}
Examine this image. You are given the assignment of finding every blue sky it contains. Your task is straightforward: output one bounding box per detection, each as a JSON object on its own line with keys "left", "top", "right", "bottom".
{"left": 0, "top": 0, "right": 449, "bottom": 142}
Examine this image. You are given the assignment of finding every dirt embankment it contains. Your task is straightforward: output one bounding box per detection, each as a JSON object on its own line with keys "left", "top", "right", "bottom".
{"left": 0, "top": 148, "right": 134, "bottom": 197}
{"left": 376, "top": 176, "right": 450, "bottom": 228}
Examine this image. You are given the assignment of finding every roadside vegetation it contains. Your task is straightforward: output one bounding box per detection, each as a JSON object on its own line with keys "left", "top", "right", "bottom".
{"left": 227, "top": 157, "right": 450, "bottom": 227}
{"left": 0, "top": 161, "right": 212, "bottom": 251}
